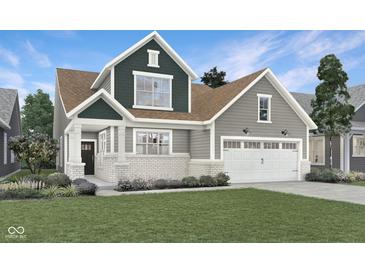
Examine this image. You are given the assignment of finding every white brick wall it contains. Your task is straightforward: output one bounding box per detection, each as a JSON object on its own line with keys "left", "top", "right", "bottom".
{"left": 188, "top": 160, "right": 224, "bottom": 177}
{"left": 95, "top": 153, "right": 118, "bottom": 182}
{"left": 66, "top": 162, "right": 85, "bottom": 180}
{"left": 300, "top": 160, "right": 311, "bottom": 180}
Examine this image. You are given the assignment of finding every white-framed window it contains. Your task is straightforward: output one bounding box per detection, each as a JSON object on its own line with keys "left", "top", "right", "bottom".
{"left": 134, "top": 129, "right": 171, "bottom": 155}
{"left": 147, "top": 49, "right": 160, "bottom": 68}
{"left": 263, "top": 142, "right": 279, "bottom": 149}
{"left": 257, "top": 94, "right": 272, "bottom": 123}
{"left": 353, "top": 135, "right": 365, "bottom": 157}
{"left": 282, "top": 142, "right": 297, "bottom": 150}
{"left": 10, "top": 150, "right": 15, "bottom": 163}
{"left": 3, "top": 132, "right": 7, "bottom": 165}
{"left": 244, "top": 141, "right": 260, "bottom": 149}
{"left": 223, "top": 140, "right": 241, "bottom": 149}
{"left": 98, "top": 130, "right": 107, "bottom": 154}
{"left": 133, "top": 71, "right": 173, "bottom": 111}
{"left": 309, "top": 136, "right": 325, "bottom": 165}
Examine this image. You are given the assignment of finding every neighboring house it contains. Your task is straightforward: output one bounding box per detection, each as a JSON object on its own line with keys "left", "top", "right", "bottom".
{"left": 292, "top": 86, "right": 365, "bottom": 173}
{"left": 0, "top": 88, "right": 21, "bottom": 179}
{"left": 53, "top": 31, "right": 316, "bottom": 183}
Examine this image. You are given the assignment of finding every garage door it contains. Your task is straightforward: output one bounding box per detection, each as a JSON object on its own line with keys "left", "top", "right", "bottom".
{"left": 223, "top": 139, "right": 299, "bottom": 183}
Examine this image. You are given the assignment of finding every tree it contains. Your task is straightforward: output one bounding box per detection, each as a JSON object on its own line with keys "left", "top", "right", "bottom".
{"left": 310, "top": 54, "right": 355, "bottom": 168}
{"left": 9, "top": 133, "right": 58, "bottom": 174}
{"left": 201, "top": 66, "right": 228, "bottom": 88}
{"left": 22, "top": 89, "right": 54, "bottom": 137}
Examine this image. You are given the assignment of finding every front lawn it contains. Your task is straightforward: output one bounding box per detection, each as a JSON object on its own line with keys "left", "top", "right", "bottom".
{"left": 1, "top": 188, "right": 365, "bottom": 242}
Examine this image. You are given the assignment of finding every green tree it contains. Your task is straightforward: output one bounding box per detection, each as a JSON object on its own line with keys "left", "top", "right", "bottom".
{"left": 310, "top": 54, "right": 355, "bottom": 168}
{"left": 22, "top": 89, "right": 54, "bottom": 137}
{"left": 201, "top": 66, "right": 228, "bottom": 88}
{"left": 9, "top": 133, "right": 58, "bottom": 174}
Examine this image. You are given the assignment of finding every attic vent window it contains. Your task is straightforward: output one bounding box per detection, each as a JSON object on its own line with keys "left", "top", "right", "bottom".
{"left": 147, "top": 49, "right": 160, "bottom": 68}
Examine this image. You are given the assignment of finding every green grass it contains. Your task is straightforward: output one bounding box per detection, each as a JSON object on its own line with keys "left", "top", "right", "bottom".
{"left": 1, "top": 169, "right": 56, "bottom": 182}
{"left": 1, "top": 188, "right": 365, "bottom": 242}
{"left": 349, "top": 181, "right": 365, "bottom": 187}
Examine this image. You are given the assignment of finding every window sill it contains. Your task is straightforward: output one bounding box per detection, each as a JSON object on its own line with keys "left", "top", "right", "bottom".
{"left": 132, "top": 105, "right": 173, "bottom": 111}
{"left": 257, "top": 120, "right": 272, "bottom": 124}
{"left": 311, "top": 163, "right": 325, "bottom": 166}
{"left": 352, "top": 155, "right": 365, "bottom": 158}
{"left": 147, "top": 64, "right": 160, "bottom": 68}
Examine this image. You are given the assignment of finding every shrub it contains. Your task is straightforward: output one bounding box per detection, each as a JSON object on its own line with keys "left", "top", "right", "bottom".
{"left": 215, "top": 172, "right": 230, "bottom": 186}
{"left": 0, "top": 188, "right": 45, "bottom": 200}
{"left": 45, "top": 173, "right": 72, "bottom": 187}
{"left": 154, "top": 179, "right": 183, "bottom": 189}
{"left": 305, "top": 168, "right": 347, "bottom": 183}
{"left": 182, "top": 176, "right": 199, "bottom": 188}
{"left": 345, "top": 171, "right": 363, "bottom": 183}
{"left": 199, "top": 175, "right": 217, "bottom": 187}
{"left": 23, "top": 174, "right": 46, "bottom": 189}
{"left": 73, "top": 178, "right": 97, "bottom": 195}
{"left": 61, "top": 186, "right": 79, "bottom": 197}
{"left": 116, "top": 179, "right": 152, "bottom": 192}
{"left": 42, "top": 185, "right": 60, "bottom": 198}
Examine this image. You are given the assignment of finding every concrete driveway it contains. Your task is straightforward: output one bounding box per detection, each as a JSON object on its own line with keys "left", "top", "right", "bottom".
{"left": 242, "top": 181, "right": 365, "bottom": 205}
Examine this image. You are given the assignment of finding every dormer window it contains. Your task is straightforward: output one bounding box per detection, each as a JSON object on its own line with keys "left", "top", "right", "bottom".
{"left": 147, "top": 49, "right": 160, "bottom": 68}
{"left": 257, "top": 94, "right": 272, "bottom": 123}
{"left": 133, "top": 71, "right": 173, "bottom": 111}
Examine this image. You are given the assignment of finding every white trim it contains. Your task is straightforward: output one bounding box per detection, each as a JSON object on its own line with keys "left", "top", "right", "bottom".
{"left": 355, "top": 101, "right": 365, "bottom": 112}
{"left": 110, "top": 67, "right": 115, "bottom": 98}
{"left": 91, "top": 31, "right": 198, "bottom": 89}
{"left": 132, "top": 105, "right": 173, "bottom": 111}
{"left": 3, "top": 132, "right": 7, "bottom": 165}
{"left": 188, "top": 76, "right": 191, "bottom": 113}
{"left": 309, "top": 135, "right": 325, "bottom": 166}
{"left": 352, "top": 135, "right": 365, "bottom": 157}
{"left": 132, "top": 128, "right": 173, "bottom": 155}
{"left": 147, "top": 49, "right": 160, "bottom": 68}
{"left": 0, "top": 117, "right": 10, "bottom": 130}
{"left": 210, "top": 121, "right": 215, "bottom": 160}
{"left": 340, "top": 135, "right": 344, "bottom": 171}
{"left": 110, "top": 126, "right": 114, "bottom": 153}
{"left": 306, "top": 126, "right": 309, "bottom": 161}
{"left": 10, "top": 149, "right": 15, "bottom": 164}
{"left": 220, "top": 135, "right": 303, "bottom": 181}
{"left": 56, "top": 72, "right": 69, "bottom": 121}
{"left": 98, "top": 130, "right": 107, "bottom": 154}
{"left": 257, "top": 93, "right": 272, "bottom": 123}
{"left": 132, "top": 70, "right": 174, "bottom": 79}
{"left": 257, "top": 93, "right": 272, "bottom": 98}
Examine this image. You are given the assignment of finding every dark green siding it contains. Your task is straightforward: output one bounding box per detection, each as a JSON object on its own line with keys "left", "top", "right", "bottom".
{"left": 78, "top": 98, "right": 122, "bottom": 120}
{"left": 114, "top": 39, "right": 189, "bottom": 112}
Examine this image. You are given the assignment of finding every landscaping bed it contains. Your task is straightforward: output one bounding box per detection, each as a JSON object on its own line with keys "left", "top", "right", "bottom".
{"left": 115, "top": 173, "right": 230, "bottom": 192}
{"left": 306, "top": 168, "right": 364, "bottom": 184}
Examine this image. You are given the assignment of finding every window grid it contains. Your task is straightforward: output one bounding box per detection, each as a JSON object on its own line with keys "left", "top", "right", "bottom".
{"left": 263, "top": 142, "right": 279, "bottom": 149}
{"left": 353, "top": 135, "right": 365, "bottom": 156}
{"left": 282, "top": 142, "right": 297, "bottom": 150}
{"left": 136, "top": 75, "right": 171, "bottom": 108}
{"left": 136, "top": 131, "right": 170, "bottom": 155}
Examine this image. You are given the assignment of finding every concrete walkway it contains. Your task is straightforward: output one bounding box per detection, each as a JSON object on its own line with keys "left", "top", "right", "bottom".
{"left": 242, "top": 181, "right": 365, "bottom": 205}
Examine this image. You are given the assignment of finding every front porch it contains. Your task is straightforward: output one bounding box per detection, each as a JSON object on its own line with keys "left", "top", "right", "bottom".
{"left": 64, "top": 118, "right": 128, "bottom": 182}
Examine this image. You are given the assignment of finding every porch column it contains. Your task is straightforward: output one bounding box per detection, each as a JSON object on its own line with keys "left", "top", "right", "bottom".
{"left": 344, "top": 133, "right": 351, "bottom": 173}
{"left": 117, "top": 125, "right": 126, "bottom": 162}
{"left": 68, "top": 124, "right": 82, "bottom": 163}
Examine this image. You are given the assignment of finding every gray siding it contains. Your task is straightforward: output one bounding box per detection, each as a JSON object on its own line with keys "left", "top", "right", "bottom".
{"left": 115, "top": 39, "right": 189, "bottom": 112}
{"left": 190, "top": 130, "right": 210, "bottom": 159}
{"left": 350, "top": 135, "right": 365, "bottom": 172}
{"left": 114, "top": 126, "right": 118, "bottom": 153}
{"left": 82, "top": 132, "right": 98, "bottom": 139}
{"left": 53, "top": 83, "right": 71, "bottom": 172}
{"left": 125, "top": 127, "right": 190, "bottom": 154}
{"left": 0, "top": 96, "right": 21, "bottom": 177}
{"left": 215, "top": 77, "right": 308, "bottom": 159}
{"left": 99, "top": 72, "right": 111, "bottom": 93}
{"left": 106, "top": 127, "right": 111, "bottom": 153}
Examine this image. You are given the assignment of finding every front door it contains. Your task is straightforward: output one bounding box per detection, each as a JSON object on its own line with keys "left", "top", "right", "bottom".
{"left": 81, "top": 142, "right": 95, "bottom": 175}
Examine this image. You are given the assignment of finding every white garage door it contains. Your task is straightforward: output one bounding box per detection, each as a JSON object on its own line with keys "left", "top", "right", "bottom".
{"left": 223, "top": 139, "right": 299, "bottom": 183}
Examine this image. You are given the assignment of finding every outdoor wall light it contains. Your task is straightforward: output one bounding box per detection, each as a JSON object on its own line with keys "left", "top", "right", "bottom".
{"left": 243, "top": 128, "right": 250, "bottom": 135}
{"left": 281, "top": 129, "right": 288, "bottom": 136}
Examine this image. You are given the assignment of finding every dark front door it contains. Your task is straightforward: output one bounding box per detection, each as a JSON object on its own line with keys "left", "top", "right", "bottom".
{"left": 81, "top": 142, "right": 95, "bottom": 175}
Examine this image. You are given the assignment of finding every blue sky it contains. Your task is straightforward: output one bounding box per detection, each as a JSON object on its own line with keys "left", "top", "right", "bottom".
{"left": 1, "top": 30, "right": 365, "bottom": 106}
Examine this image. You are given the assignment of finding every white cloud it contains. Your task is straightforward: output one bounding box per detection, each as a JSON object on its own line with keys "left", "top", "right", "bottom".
{"left": 0, "top": 46, "right": 20, "bottom": 66}
{"left": 0, "top": 67, "right": 28, "bottom": 107}
{"left": 24, "top": 40, "right": 51, "bottom": 68}
{"left": 278, "top": 66, "right": 317, "bottom": 91}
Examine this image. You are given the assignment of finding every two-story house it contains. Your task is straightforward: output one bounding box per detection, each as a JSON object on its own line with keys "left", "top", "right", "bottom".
{"left": 53, "top": 31, "right": 316, "bottom": 183}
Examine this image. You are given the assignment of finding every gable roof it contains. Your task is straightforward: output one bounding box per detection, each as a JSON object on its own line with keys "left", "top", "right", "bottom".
{"left": 292, "top": 84, "right": 365, "bottom": 115}
{"left": 0, "top": 88, "right": 18, "bottom": 129}
{"left": 91, "top": 31, "right": 199, "bottom": 90}
{"left": 57, "top": 67, "right": 316, "bottom": 129}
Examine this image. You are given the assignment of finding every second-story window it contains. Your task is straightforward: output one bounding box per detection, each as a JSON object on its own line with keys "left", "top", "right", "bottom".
{"left": 133, "top": 71, "right": 173, "bottom": 110}
{"left": 257, "top": 94, "right": 272, "bottom": 123}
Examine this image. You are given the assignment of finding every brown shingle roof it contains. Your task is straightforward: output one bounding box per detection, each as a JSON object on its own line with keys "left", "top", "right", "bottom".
{"left": 56, "top": 68, "right": 265, "bottom": 121}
